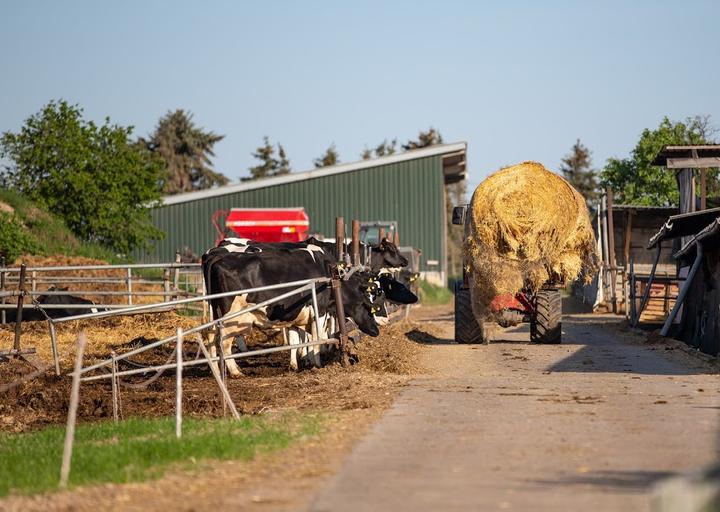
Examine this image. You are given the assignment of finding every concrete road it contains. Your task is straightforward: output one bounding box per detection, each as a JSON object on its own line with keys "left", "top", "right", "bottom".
{"left": 311, "top": 310, "right": 720, "bottom": 511}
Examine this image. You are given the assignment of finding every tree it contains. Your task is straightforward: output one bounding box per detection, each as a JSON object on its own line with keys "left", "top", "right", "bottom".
{"left": 361, "top": 139, "right": 397, "bottom": 160}
{"left": 600, "top": 116, "right": 716, "bottom": 206}
{"left": 0, "top": 100, "right": 164, "bottom": 253}
{"left": 243, "top": 136, "right": 291, "bottom": 181}
{"left": 141, "top": 109, "right": 227, "bottom": 195}
{"left": 560, "top": 139, "right": 599, "bottom": 208}
{"left": 402, "top": 127, "right": 443, "bottom": 150}
{"left": 314, "top": 143, "right": 340, "bottom": 168}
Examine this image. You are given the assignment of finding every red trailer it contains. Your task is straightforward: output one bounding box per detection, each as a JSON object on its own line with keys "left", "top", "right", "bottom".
{"left": 213, "top": 208, "right": 310, "bottom": 245}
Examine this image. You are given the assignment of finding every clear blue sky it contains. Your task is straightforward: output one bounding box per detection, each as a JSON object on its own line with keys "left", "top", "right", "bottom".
{"left": 2, "top": 1, "right": 719, "bottom": 193}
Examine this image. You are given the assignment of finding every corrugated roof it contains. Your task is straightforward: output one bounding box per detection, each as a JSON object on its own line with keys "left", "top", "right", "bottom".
{"left": 652, "top": 144, "right": 720, "bottom": 167}
{"left": 647, "top": 207, "right": 720, "bottom": 249}
{"left": 161, "top": 142, "right": 467, "bottom": 206}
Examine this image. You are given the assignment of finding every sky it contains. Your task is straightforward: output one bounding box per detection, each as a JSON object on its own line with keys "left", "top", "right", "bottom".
{"left": 1, "top": 0, "right": 719, "bottom": 193}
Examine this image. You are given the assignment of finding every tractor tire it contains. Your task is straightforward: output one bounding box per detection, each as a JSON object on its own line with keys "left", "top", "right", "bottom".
{"left": 454, "top": 283, "right": 485, "bottom": 344}
{"left": 530, "top": 288, "right": 562, "bottom": 344}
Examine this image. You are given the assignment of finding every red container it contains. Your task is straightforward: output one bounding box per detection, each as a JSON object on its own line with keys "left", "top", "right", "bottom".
{"left": 224, "top": 208, "right": 309, "bottom": 243}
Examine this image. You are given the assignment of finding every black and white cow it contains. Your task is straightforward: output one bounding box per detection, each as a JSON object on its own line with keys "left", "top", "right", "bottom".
{"left": 216, "top": 236, "right": 408, "bottom": 271}
{"left": 1, "top": 287, "right": 104, "bottom": 324}
{"left": 202, "top": 245, "right": 384, "bottom": 376}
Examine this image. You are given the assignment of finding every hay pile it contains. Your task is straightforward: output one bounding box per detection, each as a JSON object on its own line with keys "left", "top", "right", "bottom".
{"left": 466, "top": 161, "right": 598, "bottom": 312}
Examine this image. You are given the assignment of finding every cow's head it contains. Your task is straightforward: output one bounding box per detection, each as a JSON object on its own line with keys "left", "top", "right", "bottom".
{"left": 340, "top": 271, "right": 384, "bottom": 337}
{"left": 371, "top": 239, "right": 408, "bottom": 268}
{"left": 378, "top": 274, "right": 418, "bottom": 305}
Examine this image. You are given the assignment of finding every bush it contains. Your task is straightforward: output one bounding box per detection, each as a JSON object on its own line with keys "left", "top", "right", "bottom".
{"left": 0, "top": 211, "right": 41, "bottom": 262}
{"left": 418, "top": 279, "right": 453, "bottom": 305}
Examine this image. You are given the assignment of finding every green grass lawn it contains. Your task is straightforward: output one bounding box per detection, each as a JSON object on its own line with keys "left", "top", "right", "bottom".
{"left": 418, "top": 280, "right": 454, "bottom": 305}
{"left": 0, "top": 414, "right": 321, "bottom": 497}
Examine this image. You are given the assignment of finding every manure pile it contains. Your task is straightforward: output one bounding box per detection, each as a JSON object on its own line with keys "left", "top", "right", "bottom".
{"left": 465, "top": 161, "right": 598, "bottom": 313}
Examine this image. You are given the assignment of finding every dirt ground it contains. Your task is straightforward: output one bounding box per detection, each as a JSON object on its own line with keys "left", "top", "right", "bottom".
{"left": 2, "top": 303, "right": 719, "bottom": 511}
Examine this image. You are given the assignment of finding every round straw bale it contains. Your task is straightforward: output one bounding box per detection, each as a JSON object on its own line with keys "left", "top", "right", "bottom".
{"left": 465, "top": 161, "right": 598, "bottom": 314}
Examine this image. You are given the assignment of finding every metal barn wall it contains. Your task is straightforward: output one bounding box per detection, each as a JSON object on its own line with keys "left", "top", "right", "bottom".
{"left": 139, "top": 155, "right": 446, "bottom": 273}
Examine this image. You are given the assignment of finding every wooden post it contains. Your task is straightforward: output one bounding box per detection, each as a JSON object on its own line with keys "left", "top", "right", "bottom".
{"left": 60, "top": 332, "right": 87, "bottom": 489}
{"left": 623, "top": 210, "right": 634, "bottom": 315}
{"left": 163, "top": 268, "right": 171, "bottom": 301}
{"left": 700, "top": 169, "right": 707, "bottom": 211}
{"left": 335, "top": 217, "right": 345, "bottom": 262}
{"left": 173, "top": 252, "right": 181, "bottom": 300}
{"left": 175, "top": 328, "right": 183, "bottom": 439}
{"left": 351, "top": 220, "right": 360, "bottom": 266}
{"left": 331, "top": 267, "right": 350, "bottom": 366}
{"left": 111, "top": 351, "right": 119, "bottom": 423}
{"left": 606, "top": 188, "right": 618, "bottom": 314}
{"left": 13, "top": 264, "right": 26, "bottom": 352}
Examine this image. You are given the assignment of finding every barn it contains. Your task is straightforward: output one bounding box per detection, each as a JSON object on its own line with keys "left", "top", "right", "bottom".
{"left": 137, "top": 142, "right": 468, "bottom": 284}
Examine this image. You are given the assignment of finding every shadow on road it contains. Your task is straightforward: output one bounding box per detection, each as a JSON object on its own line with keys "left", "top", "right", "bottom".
{"left": 405, "top": 328, "right": 454, "bottom": 345}
{"left": 530, "top": 469, "right": 676, "bottom": 494}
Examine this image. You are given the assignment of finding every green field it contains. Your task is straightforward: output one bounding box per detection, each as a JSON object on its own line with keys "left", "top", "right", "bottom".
{"left": 0, "top": 414, "right": 321, "bottom": 497}
{"left": 418, "top": 279, "right": 454, "bottom": 305}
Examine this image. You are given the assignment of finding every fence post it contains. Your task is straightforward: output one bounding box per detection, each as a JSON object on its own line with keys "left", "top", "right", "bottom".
{"left": 163, "top": 268, "right": 171, "bottom": 302}
{"left": 60, "top": 332, "right": 87, "bottom": 489}
{"left": 13, "top": 264, "right": 27, "bottom": 353}
{"left": 173, "top": 252, "right": 181, "bottom": 300}
{"left": 331, "top": 266, "right": 350, "bottom": 366}
{"left": 335, "top": 217, "right": 345, "bottom": 262}
{"left": 126, "top": 267, "right": 133, "bottom": 306}
{"left": 31, "top": 271, "right": 37, "bottom": 293}
{"left": 176, "top": 328, "right": 183, "bottom": 439}
{"left": 111, "top": 351, "right": 119, "bottom": 423}
{"left": 351, "top": 220, "right": 360, "bottom": 267}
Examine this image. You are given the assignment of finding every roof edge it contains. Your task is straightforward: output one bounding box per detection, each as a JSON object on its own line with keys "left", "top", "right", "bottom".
{"left": 160, "top": 142, "right": 467, "bottom": 206}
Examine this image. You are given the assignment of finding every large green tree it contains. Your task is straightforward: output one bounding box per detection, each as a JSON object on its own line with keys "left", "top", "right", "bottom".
{"left": 560, "top": 139, "right": 599, "bottom": 208}
{"left": 243, "top": 136, "right": 291, "bottom": 181}
{"left": 141, "top": 109, "right": 228, "bottom": 194}
{"left": 314, "top": 143, "right": 340, "bottom": 168}
{"left": 600, "top": 116, "right": 715, "bottom": 206}
{"left": 0, "top": 100, "right": 164, "bottom": 253}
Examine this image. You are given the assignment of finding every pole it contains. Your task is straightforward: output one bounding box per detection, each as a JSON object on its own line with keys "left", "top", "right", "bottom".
{"left": 59, "top": 332, "right": 87, "bottom": 489}
{"left": 176, "top": 328, "right": 183, "bottom": 439}
{"left": 661, "top": 243, "right": 704, "bottom": 337}
{"left": 335, "top": 217, "right": 345, "bottom": 262}
{"left": 173, "top": 252, "right": 181, "bottom": 301}
{"left": 606, "top": 188, "right": 618, "bottom": 313}
{"left": 49, "top": 320, "right": 60, "bottom": 376}
{"left": 351, "top": 220, "right": 360, "bottom": 266}
{"left": 196, "top": 336, "right": 240, "bottom": 420}
{"left": 331, "top": 267, "right": 350, "bottom": 366}
{"left": 633, "top": 243, "right": 663, "bottom": 327}
{"left": 13, "top": 263, "right": 26, "bottom": 352}
{"left": 111, "top": 351, "right": 119, "bottom": 423}
{"left": 126, "top": 267, "right": 133, "bottom": 306}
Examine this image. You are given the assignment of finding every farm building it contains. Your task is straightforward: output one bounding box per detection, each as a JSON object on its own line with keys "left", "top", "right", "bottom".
{"left": 137, "top": 142, "right": 468, "bottom": 284}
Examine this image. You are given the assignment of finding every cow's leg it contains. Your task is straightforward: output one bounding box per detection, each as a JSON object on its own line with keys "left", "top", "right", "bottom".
{"left": 308, "top": 314, "right": 327, "bottom": 367}
{"left": 287, "top": 328, "right": 301, "bottom": 371}
{"left": 215, "top": 318, "right": 253, "bottom": 378}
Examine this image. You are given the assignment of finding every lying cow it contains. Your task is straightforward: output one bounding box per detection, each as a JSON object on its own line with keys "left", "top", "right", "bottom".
{"left": 202, "top": 244, "right": 385, "bottom": 376}
{"left": 1, "top": 287, "right": 103, "bottom": 324}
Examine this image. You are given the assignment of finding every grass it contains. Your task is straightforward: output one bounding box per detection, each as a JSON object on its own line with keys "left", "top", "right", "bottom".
{"left": 0, "top": 189, "right": 120, "bottom": 263}
{"left": 0, "top": 413, "right": 322, "bottom": 497}
{"left": 418, "top": 279, "right": 454, "bottom": 305}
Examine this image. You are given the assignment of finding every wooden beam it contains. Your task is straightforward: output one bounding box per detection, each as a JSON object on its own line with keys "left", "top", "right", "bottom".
{"left": 623, "top": 210, "right": 634, "bottom": 271}
{"left": 606, "top": 188, "right": 618, "bottom": 313}
{"left": 666, "top": 157, "right": 720, "bottom": 169}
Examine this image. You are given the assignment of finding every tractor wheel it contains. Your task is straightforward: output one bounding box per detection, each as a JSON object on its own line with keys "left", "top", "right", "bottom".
{"left": 454, "top": 283, "right": 485, "bottom": 344}
{"left": 530, "top": 288, "right": 562, "bottom": 344}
